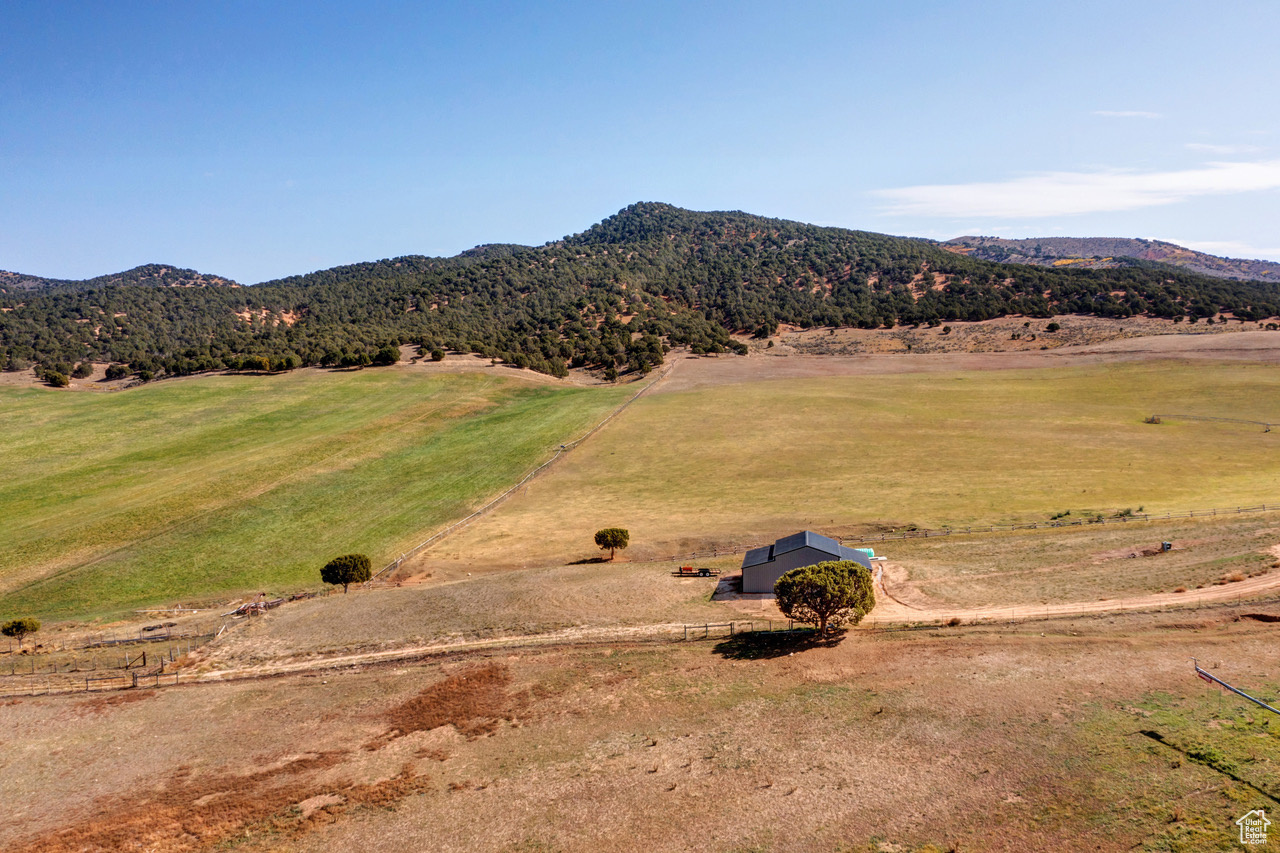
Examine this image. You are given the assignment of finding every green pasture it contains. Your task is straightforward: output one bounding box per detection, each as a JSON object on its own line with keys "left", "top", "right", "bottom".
{"left": 0, "top": 369, "right": 627, "bottom": 620}
{"left": 1075, "top": 682, "right": 1280, "bottom": 851}
{"left": 440, "top": 359, "right": 1280, "bottom": 567}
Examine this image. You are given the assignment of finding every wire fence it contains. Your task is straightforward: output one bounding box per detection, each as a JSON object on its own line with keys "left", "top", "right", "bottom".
{"left": 369, "top": 363, "right": 674, "bottom": 581}
{"left": 0, "top": 635, "right": 207, "bottom": 698}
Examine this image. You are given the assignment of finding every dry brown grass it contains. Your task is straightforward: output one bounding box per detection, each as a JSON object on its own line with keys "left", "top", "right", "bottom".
{"left": 884, "top": 514, "right": 1280, "bottom": 608}
{"left": 7, "top": 750, "right": 437, "bottom": 853}
{"left": 383, "top": 664, "right": 524, "bottom": 741}
{"left": 9, "top": 613, "right": 1280, "bottom": 852}
{"left": 74, "top": 689, "right": 157, "bottom": 715}
{"left": 203, "top": 562, "right": 726, "bottom": 668}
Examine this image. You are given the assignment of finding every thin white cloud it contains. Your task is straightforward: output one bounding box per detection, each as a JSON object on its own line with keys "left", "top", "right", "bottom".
{"left": 1093, "top": 110, "right": 1162, "bottom": 119}
{"left": 1171, "top": 239, "right": 1280, "bottom": 262}
{"left": 1186, "top": 142, "right": 1264, "bottom": 155}
{"left": 874, "top": 160, "right": 1280, "bottom": 219}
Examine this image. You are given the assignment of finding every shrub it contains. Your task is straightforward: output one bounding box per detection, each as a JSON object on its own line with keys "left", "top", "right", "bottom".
{"left": 1046, "top": 322, "right": 1061, "bottom": 332}
{"left": 42, "top": 370, "right": 70, "bottom": 387}
{"left": 321, "top": 554, "right": 372, "bottom": 593}
{"left": 71, "top": 362, "right": 94, "bottom": 379}
{"left": 372, "top": 345, "right": 399, "bottom": 366}
{"left": 272, "top": 353, "right": 301, "bottom": 371}
{"left": 104, "top": 364, "right": 129, "bottom": 381}
{"left": 431, "top": 348, "right": 446, "bottom": 362}
{"left": 2, "top": 617, "right": 40, "bottom": 648}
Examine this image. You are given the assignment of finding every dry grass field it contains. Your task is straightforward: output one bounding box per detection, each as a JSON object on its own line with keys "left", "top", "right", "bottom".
{"left": 885, "top": 514, "right": 1280, "bottom": 609}
{"left": 10, "top": 325, "right": 1280, "bottom": 851}
{"left": 6, "top": 610, "right": 1280, "bottom": 852}
{"left": 420, "top": 350, "right": 1280, "bottom": 578}
{"left": 202, "top": 562, "right": 729, "bottom": 669}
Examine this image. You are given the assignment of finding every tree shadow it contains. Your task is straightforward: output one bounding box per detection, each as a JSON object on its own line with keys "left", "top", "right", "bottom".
{"left": 712, "top": 629, "right": 845, "bottom": 660}
{"left": 566, "top": 556, "right": 609, "bottom": 565}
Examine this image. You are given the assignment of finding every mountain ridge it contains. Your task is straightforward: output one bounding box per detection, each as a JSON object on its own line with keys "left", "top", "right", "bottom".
{"left": 3, "top": 202, "right": 1280, "bottom": 380}
{"left": 0, "top": 263, "right": 239, "bottom": 295}
{"left": 941, "top": 235, "right": 1280, "bottom": 281}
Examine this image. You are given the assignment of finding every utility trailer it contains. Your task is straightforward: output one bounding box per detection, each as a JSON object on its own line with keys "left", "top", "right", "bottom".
{"left": 672, "top": 565, "right": 720, "bottom": 578}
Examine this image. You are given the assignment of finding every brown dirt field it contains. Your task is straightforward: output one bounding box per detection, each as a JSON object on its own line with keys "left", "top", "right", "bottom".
{"left": 8, "top": 614, "right": 1275, "bottom": 852}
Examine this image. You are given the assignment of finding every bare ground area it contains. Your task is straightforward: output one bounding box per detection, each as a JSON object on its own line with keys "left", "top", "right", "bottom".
{"left": 6, "top": 613, "right": 1280, "bottom": 852}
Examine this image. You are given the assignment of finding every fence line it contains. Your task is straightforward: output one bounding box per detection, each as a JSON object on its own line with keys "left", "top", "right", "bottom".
{"left": 658, "top": 502, "right": 1280, "bottom": 565}
{"left": 6, "top": 589, "right": 1277, "bottom": 699}
{"left": 369, "top": 363, "right": 675, "bottom": 581}
{"left": 682, "top": 620, "right": 801, "bottom": 640}
{"left": 1154, "top": 413, "right": 1275, "bottom": 430}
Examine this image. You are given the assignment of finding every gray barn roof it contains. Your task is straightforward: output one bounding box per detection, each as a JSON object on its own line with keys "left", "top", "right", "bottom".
{"left": 741, "top": 530, "right": 867, "bottom": 569}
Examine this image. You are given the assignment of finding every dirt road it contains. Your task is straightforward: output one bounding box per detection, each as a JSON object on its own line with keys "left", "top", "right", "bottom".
{"left": 191, "top": 559, "right": 1280, "bottom": 685}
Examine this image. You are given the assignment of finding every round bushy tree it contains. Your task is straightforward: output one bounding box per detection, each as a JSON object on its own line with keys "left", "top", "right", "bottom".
{"left": 774, "top": 560, "right": 875, "bottom": 635}
{"left": 2, "top": 617, "right": 40, "bottom": 648}
{"left": 594, "top": 528, "right": 630, "bottom": 560}
{"left": 321, "top": 554, "right": 372, "bottom": 593}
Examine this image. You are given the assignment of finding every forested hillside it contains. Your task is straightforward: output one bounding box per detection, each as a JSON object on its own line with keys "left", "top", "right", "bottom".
{"left": 0, "top": 264, "right": 239, "bottom": 294}
{"left": 942, "top": 235, "right": 1280, "bottom": 281}
{"left": 3, "top": 203, "right": 1279, "bottom": 381}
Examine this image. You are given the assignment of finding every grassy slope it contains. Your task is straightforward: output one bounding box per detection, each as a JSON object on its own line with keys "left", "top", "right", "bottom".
{"left": 208, "top": 562, "right": 729, "bottom": 666}
{"left": 0, "top": 369, "right": 627, "bottom": 620}
{"left": 889, "top": 514, "right": 1280, "bottom": 608}
{"left": 434, "top": 360, "right": 1280, "bottom": 569}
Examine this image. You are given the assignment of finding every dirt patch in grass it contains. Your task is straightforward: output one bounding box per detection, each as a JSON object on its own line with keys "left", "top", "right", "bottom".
{"left": 383, "top": 664, "right": 525, "bottom": 741}
{"left": 8, "top": 750, "right": 415, "bottom": 853}
{"left": 74, "top": 689, "right": 157, "bottom": 715}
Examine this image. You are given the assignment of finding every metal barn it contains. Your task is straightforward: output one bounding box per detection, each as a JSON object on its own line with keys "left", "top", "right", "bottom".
{"left": 739, "top": 531, "right": 872, "bottom": 594}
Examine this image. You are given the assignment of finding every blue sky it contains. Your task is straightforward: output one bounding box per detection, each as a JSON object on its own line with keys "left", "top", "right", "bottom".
{"left": 3, "top": 1, "right": 1278, "bottom": 282}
